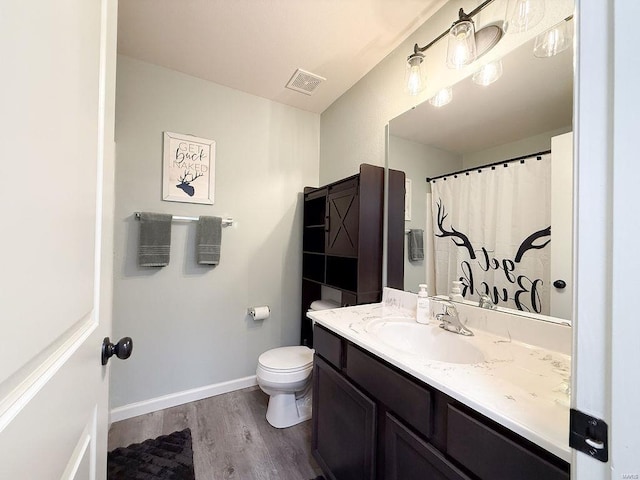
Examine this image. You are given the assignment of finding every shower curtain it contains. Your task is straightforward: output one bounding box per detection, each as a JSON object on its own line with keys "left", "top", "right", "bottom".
{"left": 429, "top": 154, "right": 551, "bottom": 315}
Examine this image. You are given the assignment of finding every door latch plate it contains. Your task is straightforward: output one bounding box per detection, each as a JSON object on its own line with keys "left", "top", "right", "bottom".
{"left": 569, "top": 408, "right": 608, "bottom": 462}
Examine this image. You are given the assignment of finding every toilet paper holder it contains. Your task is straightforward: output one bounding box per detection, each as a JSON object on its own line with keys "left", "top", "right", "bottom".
{"left": 248, "top": 306, "right": 270, "bottom": 320}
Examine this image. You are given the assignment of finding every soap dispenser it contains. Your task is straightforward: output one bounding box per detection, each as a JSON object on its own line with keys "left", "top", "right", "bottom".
{"left": 416, "top": 284, "right": 430, "bottom": 324}
{"left": 449, "top": 280, "right": 464, "bottom": 303}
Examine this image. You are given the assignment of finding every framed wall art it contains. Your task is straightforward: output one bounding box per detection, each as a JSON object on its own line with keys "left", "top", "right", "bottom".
{"left": 162, "top": 132, "right": 215, "bottom": 204}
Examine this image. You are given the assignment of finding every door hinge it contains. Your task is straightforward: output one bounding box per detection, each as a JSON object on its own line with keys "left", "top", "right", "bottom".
{"left": 569, "top": 408, "right": 608, "bottom": 462}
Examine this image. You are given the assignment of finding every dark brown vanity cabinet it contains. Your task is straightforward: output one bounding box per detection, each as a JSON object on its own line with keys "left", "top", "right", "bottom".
{"left": 385, "top": 413, "right": 471, "bottom": 480}
{"left": 312, "top": 356, "right": 377, "bottom": 480}
{"left": 301, "top": 164, "right": 385, "bottom": 347}
{"left": 311, "top": 324, "right": 570, "bottom": 480}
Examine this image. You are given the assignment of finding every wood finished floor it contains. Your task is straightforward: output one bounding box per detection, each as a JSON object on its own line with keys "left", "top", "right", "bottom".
{"left": 108, "top": 386, "right": 323, "bottom": 480}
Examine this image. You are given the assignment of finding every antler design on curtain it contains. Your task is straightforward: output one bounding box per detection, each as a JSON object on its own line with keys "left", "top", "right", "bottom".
{"left": 435, "top": 199, "right": 476, "bottom": 259}
{"left": 514, "top": 226, "right": 551, "bottom": 263}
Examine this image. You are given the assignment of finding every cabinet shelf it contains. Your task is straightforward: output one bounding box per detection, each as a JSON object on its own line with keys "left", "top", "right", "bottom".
{"left": 304, "top": 194, "right": 327, "bottom": 227}
{"left": 303, "top": 227, "right": 325, "bottom": 253}
{"left": 300, "top": 164, "right": 384, "bottom": 347}
{"left": 325, "top": 253, "right": 358, "bottom": 260}
{"left": 326, "top": 256, "right": 358, "bottom": 292}
{"left": 303, "top": 252, "right": 325, "bottom": 283}
{"left": 301, "top": 277, "right": 357, "bottom": 296}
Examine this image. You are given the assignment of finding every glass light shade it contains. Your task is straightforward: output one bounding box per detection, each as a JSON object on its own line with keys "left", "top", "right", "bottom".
{"left": 429, "top": 87, "right": 453, "bottom": 107}
{"left": 505, "top": 0, "right": 545, "bottom": 33}
{"left": 446, "top": 20, "right": 477, "bottom": 69}
{"left": 533, "top": 20, "right": 572, "bottom": 58}
{"left": 405, "top": 54, "right": 426, "bottom": 96}
{"left": 472, "top": 59, "right": 504, "bottom": 86}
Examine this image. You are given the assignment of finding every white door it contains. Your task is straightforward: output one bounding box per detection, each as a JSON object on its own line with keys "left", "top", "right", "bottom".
{"left": 550, "top": 132, "right": 573, "bottom": 320}
{"left": 572, "top": 0, "right": 640, "bottom": 478}
{"left": 0, "top": 0, "right": 118, "bottom": 478}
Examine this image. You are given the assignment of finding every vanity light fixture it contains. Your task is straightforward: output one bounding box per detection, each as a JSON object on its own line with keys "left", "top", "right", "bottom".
{"left": 429, "top": 87, "right": 453, "bottom": 107}
{"left": 504, "top": 0, "right": 545, "bottom": 33}
{"left": 446, "top": 9, "right": 478, "bottom": 69}
{"left": 405, "top": 52, "right": 427, "bottom": 96}
{"left": 533, "top": 15, "right": 573, "bottom": 58}
{"left": 405, "top": 0, "right": 503, "bottom": 96}
{"left": 472, "top": 59, "right": 504, "bottom": 86}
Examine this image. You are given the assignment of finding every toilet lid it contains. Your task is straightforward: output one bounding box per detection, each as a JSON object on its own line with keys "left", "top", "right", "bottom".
{"left": 258, "top": 346, "right": 314, "bottom": 373}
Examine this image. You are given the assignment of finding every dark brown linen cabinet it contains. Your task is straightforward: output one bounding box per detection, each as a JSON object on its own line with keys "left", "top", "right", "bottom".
{"left": 301, "top": 164, "right": 384, "bottom": 347}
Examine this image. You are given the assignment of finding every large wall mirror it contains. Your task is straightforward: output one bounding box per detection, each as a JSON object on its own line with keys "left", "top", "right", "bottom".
{"left": 386, "top": 35, "right": 573, "bottom": 323}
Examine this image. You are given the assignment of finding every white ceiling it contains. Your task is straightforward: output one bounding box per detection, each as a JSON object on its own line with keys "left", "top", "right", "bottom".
{"left": 117, "top": 0, "right": 448, "bottom": 114}
{"left": 389, "top": 37, "right": 574, "bottom": 154}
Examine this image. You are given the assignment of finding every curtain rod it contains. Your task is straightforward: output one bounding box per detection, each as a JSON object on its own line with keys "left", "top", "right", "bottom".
{"left": 426, "top": 150, "right": 551, "bottom": 183}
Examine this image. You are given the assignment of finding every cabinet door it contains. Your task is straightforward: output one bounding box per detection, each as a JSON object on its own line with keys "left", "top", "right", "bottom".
{"left": 312, "top": 356, "right": 376, "bottom": 480}
{"left": 326, "top": 186, "right": 359, "bottom": 256}
{"left": 385, "top": 413, "right": 472, "bottom": 480}
{"left": 446, "top": 406, "right": 569, "bottom": 480}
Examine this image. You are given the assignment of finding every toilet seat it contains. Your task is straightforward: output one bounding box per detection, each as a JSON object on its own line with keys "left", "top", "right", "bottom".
{"left": 258, "top": 363, "right": 311, "bottom": 374}
{"left": 258, "top": 346, "right": 313, "bottom": 373}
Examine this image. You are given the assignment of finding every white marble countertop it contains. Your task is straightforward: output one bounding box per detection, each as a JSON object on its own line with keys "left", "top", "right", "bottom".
{"left": 308, "top": 302, "right": 571, "bottom": 462}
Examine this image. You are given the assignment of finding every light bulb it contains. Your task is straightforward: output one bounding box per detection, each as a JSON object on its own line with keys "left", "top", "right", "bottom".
{"left": 533, "top": 19, "right": 572, "bottom": 58}
{"left": 405, "top": 54, "right": 426, "bottom": 96}
{"left": 447, "top": 20, "right": 477, "bottom": 69}
{"left": 505, "top": 0, "right": 545, "bottom": 33}
{"left": 429, "top": 87, "right": 453, "bottom": 107}
{"left": 472, "top": 59, "right": 504, "bottom": 86}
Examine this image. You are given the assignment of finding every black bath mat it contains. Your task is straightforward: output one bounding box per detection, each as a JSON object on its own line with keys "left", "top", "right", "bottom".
{"left": 107, "top": 428, "right": 195, "bottom": 480}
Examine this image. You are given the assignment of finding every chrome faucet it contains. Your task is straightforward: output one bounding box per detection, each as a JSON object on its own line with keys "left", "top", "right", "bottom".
{"left": 435, "top": 301, "right": 474, "bottom": 336}
{"left": 478, "top": 294, "right": 497, "bottom": 310}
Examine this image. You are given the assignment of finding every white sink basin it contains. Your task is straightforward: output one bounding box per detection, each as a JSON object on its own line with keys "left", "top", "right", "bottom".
{"left": 366, "top": 318, "right": 485, "bottom": 364}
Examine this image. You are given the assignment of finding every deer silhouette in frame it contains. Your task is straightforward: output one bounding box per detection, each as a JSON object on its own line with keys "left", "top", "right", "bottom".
{"left": 176, "top": 170, "right": 204, "bottom": 197}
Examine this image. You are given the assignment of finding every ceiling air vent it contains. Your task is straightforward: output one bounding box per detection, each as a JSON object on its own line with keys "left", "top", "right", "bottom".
{"left": 286, "top": 68, "right": 325, "bottom": 95}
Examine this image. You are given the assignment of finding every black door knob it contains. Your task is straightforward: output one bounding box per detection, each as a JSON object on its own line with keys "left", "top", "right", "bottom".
{"left": 553, "top": 279, "right": 567, "bottom": 289}
{"left": 102, "top": 336, "right": 133, "bottom": 365}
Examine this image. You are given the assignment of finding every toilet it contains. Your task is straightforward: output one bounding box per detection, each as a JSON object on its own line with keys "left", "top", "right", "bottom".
{"left": 256, "top": 298, "right": 339, "bottom": 428}
{"left": 256, "top": 345, "right": 314, "bottom": 428}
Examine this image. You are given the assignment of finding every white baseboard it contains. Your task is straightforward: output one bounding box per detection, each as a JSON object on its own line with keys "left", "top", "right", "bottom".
{"left": 109, "top": 375, "right": 258, "bottom": 423}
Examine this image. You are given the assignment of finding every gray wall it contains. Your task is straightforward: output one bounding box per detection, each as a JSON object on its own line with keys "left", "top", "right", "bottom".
{"left": 111, "top": 56, "right": 320, "bottom": 409}
{"left": 462, "top": 126, "right": 572, "bottom": 168}
{"left": 319, "top": 0, "right": 574, "bottom": 185}
{"left": 388, "top": 135, "right": 461, "bottom": 292}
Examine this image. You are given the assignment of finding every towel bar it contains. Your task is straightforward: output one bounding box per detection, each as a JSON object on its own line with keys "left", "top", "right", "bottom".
{"left": 134, "top": 212, "right": 233, "bottom": 227}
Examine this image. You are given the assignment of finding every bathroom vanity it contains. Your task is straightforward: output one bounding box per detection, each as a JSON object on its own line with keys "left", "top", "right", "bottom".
{"left": 308, "top": 301, "right": 571, "bottom": 480}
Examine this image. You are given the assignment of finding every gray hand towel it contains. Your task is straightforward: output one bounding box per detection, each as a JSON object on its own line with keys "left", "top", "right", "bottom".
{"left": 408, "top": 229, "right": 424, "bottom": 262}
{"left": 138, "top": 212, "right": 172, "bottom": 267}
{"left": 197, "top": 216, "right": 222, "bottom": 265}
